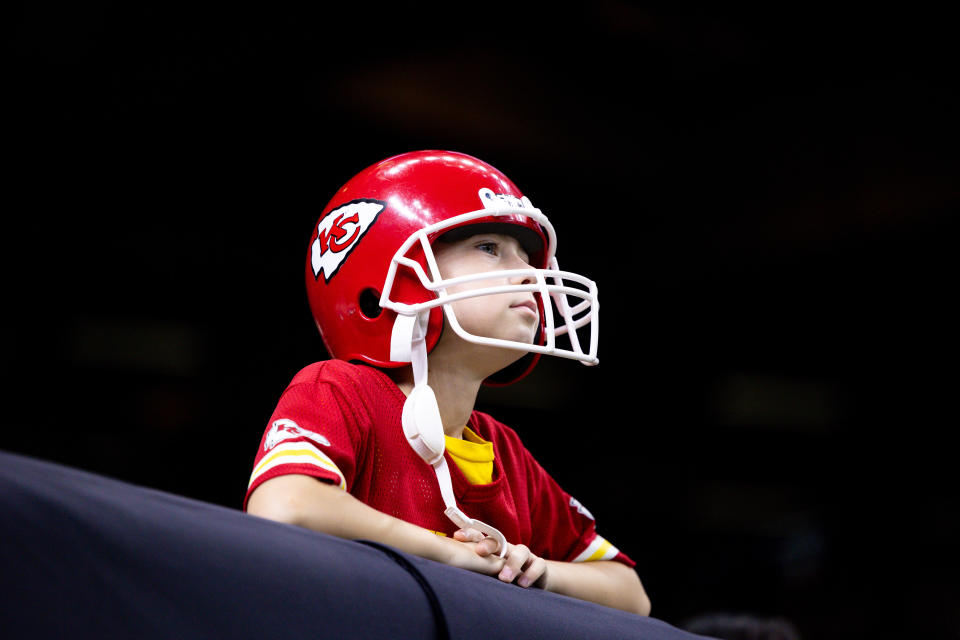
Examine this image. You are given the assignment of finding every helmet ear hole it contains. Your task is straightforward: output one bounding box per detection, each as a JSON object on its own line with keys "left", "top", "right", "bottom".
{"left": 359, "top": 288, "right": 383, "bottom": 319}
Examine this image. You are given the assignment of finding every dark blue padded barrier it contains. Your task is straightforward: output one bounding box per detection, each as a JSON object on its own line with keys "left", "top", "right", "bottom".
{"left": 0, "top": 450, "right": 710, "bottom": 639}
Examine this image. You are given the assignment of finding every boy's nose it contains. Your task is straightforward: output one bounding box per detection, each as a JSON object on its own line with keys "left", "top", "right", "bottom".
{"left": 509, "top": 270, "right": 535, "bottom": 285}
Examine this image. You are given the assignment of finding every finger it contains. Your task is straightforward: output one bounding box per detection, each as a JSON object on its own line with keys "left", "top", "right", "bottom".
{"left": 517, "top": 556, "right": 547, "bottom": 589}
{"left": 498, "top": 544, "right": 530, "bottom": 583}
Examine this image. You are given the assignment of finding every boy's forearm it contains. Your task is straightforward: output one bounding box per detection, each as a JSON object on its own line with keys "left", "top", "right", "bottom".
{"left": 543, "top": 559, "right": 651, "bottom": 615}
{"left": 246, "top": 474, "right": 490, "bottom": 571}
{"left": 291, "top": 480, "right": 454, "bottom": 563}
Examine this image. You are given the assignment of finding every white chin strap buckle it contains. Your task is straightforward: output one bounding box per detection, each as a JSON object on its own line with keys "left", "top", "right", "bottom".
{"left": 395, "top": 312, "right": 508, "bottom": 558}
{"left": 445, "top": 507, "right": 508, "bottom": 557}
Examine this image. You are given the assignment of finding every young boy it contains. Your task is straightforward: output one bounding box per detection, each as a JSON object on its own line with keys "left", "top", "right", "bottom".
{"left": 244, "top": 151, "right": 650, "bottom": 615}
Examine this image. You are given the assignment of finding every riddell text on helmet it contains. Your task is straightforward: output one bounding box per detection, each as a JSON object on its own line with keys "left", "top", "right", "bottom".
{"left": 310, "top": 199, "right": 386, "bottom": 283}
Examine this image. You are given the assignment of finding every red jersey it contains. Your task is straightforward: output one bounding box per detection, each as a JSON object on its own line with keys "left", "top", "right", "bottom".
{"left": 244, "top": 360, "right": 634, "bottom": 567}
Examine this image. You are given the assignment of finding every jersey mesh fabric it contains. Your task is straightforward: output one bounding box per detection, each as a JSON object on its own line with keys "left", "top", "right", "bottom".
{"left": 245, "top": 359, "right": 634, "bottom": 567}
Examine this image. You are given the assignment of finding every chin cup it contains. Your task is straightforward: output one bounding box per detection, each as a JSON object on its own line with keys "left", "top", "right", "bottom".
{"left": 401, "top": 385, "right": 445, "bottom": 466}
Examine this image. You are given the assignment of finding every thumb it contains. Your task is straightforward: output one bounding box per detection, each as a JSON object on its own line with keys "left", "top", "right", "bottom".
{"left": 453, "top": 528, "right": 484, "bottom": 543}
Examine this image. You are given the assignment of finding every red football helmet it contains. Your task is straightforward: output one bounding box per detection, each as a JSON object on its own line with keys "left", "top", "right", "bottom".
{"left": 305, "top": 150, "right": 598, "bottom": 385}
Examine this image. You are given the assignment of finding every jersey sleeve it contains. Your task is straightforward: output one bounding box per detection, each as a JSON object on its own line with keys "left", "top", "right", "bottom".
{"left": 525, "top": 452, "right": 636, "bottom": 568}
{"left": 243, "top": 374, "right": 365, "bottom": 510}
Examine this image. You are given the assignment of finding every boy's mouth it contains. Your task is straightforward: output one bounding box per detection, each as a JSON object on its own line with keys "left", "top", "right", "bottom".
{"left": 510, "top": 300, "right": 538, "bottom": 316}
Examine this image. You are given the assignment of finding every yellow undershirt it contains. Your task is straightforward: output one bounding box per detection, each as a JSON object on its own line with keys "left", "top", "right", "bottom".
{"left": 444, "top": 426, "right": 494, "bottom": 485}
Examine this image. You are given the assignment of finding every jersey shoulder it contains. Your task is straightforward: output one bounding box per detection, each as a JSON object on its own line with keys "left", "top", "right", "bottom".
{"left": 287, "top": 360, "right": 400, "bottom": 397}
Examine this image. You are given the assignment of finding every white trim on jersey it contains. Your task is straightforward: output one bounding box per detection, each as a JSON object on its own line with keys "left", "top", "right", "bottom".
{"left": 248, "top": 441, "right": 347, "bottom": 490}
{"left": 571, "top": 534, "right": 620, "bottom": 562}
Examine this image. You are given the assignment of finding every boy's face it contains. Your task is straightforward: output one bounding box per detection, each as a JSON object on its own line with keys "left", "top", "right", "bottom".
{"left": 432, "top": 232, "right": 541, "bottom": 350}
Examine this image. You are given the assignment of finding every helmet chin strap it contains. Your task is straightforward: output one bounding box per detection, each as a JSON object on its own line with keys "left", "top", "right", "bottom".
{"left": 393, "top": 312, "right": 508, "bottom": 558}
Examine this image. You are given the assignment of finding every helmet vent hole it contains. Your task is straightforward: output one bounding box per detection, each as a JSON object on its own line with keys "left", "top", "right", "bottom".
{"left": 359, "top": 288, "right": 383, "bottom": 319}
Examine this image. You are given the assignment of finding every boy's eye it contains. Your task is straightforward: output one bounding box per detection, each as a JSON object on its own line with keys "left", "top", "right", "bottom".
{"left": 475, "top": 241, "right": 499, "bottom": 256}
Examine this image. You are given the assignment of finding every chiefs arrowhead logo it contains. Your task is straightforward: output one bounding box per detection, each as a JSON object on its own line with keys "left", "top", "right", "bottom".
{"left": 264, "top": 419, "right": 331, "bottom": 451}
{"left": 569, "top": 496, "right": 595, "bottom": 520}
{"left": 310, "top": 199, "right": 386, "bottom": 282}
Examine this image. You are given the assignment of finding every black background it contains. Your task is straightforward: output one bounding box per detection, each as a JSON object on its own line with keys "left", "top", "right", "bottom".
{"left": 6, "top": 4, "right": 958, "bottom": 639}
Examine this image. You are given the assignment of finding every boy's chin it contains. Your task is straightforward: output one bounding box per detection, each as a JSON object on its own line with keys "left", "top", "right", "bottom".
{"left": 497, "top": 323, "right": 539, "bottom": 347}
{"left": 437, "top": 325, "right": 538, "bottom": 375}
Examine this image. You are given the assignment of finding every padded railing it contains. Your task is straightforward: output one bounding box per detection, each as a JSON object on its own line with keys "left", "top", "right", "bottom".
{"left": 0, "top": 450, "right": 708, "bottom": 640}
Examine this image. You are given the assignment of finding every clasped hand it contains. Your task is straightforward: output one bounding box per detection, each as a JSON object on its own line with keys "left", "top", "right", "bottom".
{"left": 453, "top": 527, "right": 548, "bottom": 589}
